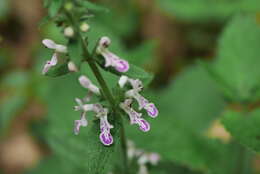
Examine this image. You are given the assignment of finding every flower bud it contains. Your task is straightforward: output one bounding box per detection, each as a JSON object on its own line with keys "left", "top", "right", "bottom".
{"left": 80, "top": 23, "right": 90, "bottom": 32}
{"left": 64, "top": 27, "right": 74, "bottom": 37}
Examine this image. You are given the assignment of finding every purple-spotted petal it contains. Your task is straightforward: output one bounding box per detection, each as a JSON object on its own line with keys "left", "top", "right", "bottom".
{"left": 137, "top": 119, "right": 150, "bottom": 132}
{"left": 100, "top": 131, "right": 113, "bottom": 146}
{"left": 42, "top": 53, "right": 58, "bottom": 75}
{"left": 115, "top": 59, "right": 129, "bottom": 72}
{"left": 145, "top": 103, "right": 158, "bottom": 118}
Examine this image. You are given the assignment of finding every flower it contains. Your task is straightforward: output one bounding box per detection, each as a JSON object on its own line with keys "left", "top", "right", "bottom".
{"left": 42, "top": 39, "right": 67, "bottom": 74}
{"left": 73, "top": 98, "right": 114, "bottom": 146}
{"left": 96, "top": 37, "right": 129, "bottom": 72}
{"left": 120, "top": 99, "right": 150, "bottom": 132}
{"left": 79, "top": 75, "right": 100, "bottom": 95}
{"left": 74, "top": 112, "right": 88, "bottom": 135}
{"left": 42, "top": 39, "right": 67, "bottom": 53}
{"left": 126, "top": 140, "right": 160, "bottom": 174}
{"left": 42, "top": 53, "right": 58, "bottom": 74}
{"left": 119, "top": 75, "right": 158, "bottom": 118}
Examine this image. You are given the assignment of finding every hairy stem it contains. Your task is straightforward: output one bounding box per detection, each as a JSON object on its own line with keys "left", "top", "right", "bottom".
{"left": 66, "top": 10, "right": 129, "bottom": 174}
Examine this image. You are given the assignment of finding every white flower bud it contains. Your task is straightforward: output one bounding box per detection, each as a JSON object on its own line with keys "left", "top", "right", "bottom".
{"left": 68, "top": 61, "right": 78, "bottom": 72}
{"left": 64, "top": 27, "right": 74, "bottom": 37}
{"left": 80, "top": 23, "right": 90, "bottom": 32}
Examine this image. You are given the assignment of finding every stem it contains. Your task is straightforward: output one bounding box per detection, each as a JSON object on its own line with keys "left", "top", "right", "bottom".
{"left": 66, "top": 10, "right": 129, "bottom": 173}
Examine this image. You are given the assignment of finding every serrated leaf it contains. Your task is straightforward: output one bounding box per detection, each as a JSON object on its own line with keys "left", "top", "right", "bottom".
{"left": 45, "top": 62, "right": 70, "bottom": 77}
{"left": 68, "top": 38, "right": 83, "bottom": 68}
{"left": 78, "top": 0, "right": 109, "bottom": 12}
{"left": 222, "top": 109, "right": 260, "bottom": 152}
{"left": 212, "top": 15, "right": 260, "bottom": 102}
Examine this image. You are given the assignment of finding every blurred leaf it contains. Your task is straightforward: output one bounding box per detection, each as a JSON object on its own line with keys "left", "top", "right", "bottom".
{"left": 157, "top": 0, "right": 260, "bottom": 22}
{"left": 78, "top": 0, "right": 109, "bottom": 12}
{"left": 126, "top": 65, "right": 228, "bottom": 172}
{"left": 212, "top": 15, "right": 260, "bottom": 102}
{"left": 68, "top": 38, "right": 83, "bottom": 67}
{"left": 44, "top": 74, "right": 120, "bottom": 173}
{"left": 45, "top": 62, "right": 70, "bottom": 77}
{"left": 0, "top": 94, "right": 27, "bottom": 133}
{"left": 49, "top": 0, "right": 64, "bottom": 17}
{"left": 222, "top": 109, "right": 260, "bottom": 152}
{"left": 0, "top": 0, "right": 9, "bottom": 19}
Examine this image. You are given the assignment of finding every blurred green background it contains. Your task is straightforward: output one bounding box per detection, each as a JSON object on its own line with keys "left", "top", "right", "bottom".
{"left": 1, "top": 0, "right": 260, "bottom": 174}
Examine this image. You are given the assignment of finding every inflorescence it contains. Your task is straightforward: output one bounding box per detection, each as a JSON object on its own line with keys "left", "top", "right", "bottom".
{"left": 42, "top": 36, "right": 158, "bottom": 146}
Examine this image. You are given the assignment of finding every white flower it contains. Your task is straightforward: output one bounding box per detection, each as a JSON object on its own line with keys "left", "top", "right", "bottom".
{"left": 42, "top": 53, "right": 58, "bottom": 74}
{"left": 42, "top": 39, "right": 67, "bottom": 53}
{"left": 79, "top": 75, "right": 100, "bottom": 95}
{"left": 42, "top": 39, "right": 67, "bottom": 74}
{"left": 96, "top": 37, "right": 129, "bottom": 72}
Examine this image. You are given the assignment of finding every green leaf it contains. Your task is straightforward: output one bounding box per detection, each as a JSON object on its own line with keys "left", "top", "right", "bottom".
{"left": 0, "top": 94, "right": 27, "bottom": 133}
{"left": 45, "top": 62, "right": 70, "bottom": 77}
{"left": 126, "top": 65, "right": 228, "bottom": 172}
{"left": 78, "top": 0, "right": 109, "bottom": 13}
{"left": 222, "top": 109, "right": 260, "bottom": 152}
{"left": 48, "top": 0, "right": 63, "bottom": 17}
{"left": 44, "top": 74, "right": 120, "bottom": 173}
{"left": 68, "top": 38, "right": 83, "bottom": 68}
{"left": 156, "top": 0, "right": 260, "bottom": 22}
{"left": 212, "top": 15, "right": 260, "bottom": 102}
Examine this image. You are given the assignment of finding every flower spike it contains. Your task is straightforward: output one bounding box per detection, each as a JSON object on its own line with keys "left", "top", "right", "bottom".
{"left": 79, "top": 75, "right": 100, "bottom": 95}
{"left": 96, "top": 37, "right": 129, "bottom": 72}
{"left": 120, "top": 99, "right": 150, "bottom": 132}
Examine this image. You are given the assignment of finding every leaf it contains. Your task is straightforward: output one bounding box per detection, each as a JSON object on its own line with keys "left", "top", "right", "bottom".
{"left": 68, "top": 38, "right": 83, "bottom": 67}
{"left": 126, "top": 65, "right": 229, "bottom": 172}
{"left": 212, "top": 15, "right": 260, "bottom": 102}
{"left": 48, "top": 0, "right": 63, "bottom": 17}
{"left": 222, "top": 109, "right": 260, "bottom": 152}
{"left": 0, "top": 94, "right": 27, "bottom": 133}
{"left": 156, "top": 0, "right": 260, "bottom": 22}
{"left": 44, "top": 74, "right": 120, "bottom": 174}
{"left": 45, "top": 63, "right": 70, "bottom": 77}
{"left": 78, "top": 0, "right": 109, "bottom": 13}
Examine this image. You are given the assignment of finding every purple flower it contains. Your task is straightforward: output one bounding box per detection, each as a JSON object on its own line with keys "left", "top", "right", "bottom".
{"left": 120, "top": 99, "right": 150, "bottom": 132}
{"left": 126, "top": 90, "right": 158, "bottom": 118}
{"left": 96, "top": 37, "right": 129, "bottom": 72}
{"left": 96, "top": 107, "right": 114, "bottom": 146}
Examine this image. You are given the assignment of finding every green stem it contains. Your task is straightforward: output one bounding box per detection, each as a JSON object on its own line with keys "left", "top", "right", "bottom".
{"left": 66, "top": 10, "right": 129, "bottom": 174}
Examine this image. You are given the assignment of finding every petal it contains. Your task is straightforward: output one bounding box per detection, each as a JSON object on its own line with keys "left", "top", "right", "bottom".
{"left": 55, "top": 44, "right": 67, "bottom": 53}
{"left": 78, "top": 75, "right": 100, "bottom": 95}
{"left": 145, "top": 103, "right": 158, "bottom": 118}
{"left": 99, "top": 131, "right": 113, "bottom": 146}
{"left": 137, "top": 119, "right": 150, "bottom": 132}
{"left": 99, "top": 36, "right": 111, "bottom": 48}
{"left": 42, "top": 61, "right": 52, "bottom": 75}
{"left": 42, "top": 39, "right": 57, "bottom": 49}
{"left": 114, "top": 59, "right": 129, "bottom": 72}
{"left": 74, "top": 112, "right": 88, "bottom": 135}
{"left": 50, "top": 53, "right": 58, "bottom": 65}
{"left": 118, "top": 75, "right": 129, "bottom": 88}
